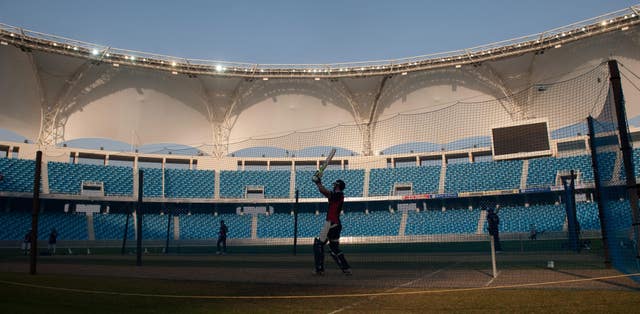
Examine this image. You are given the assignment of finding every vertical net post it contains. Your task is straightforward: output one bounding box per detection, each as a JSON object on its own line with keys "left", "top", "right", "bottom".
{"left": 561, "top": 170, "right": 580, "bottom": 252}
{"left": 587, "top": 116, "right": 611, "bottom": 266}
{"left": 121, "top": 210, "right": 130, "bottom": 256}
{"left": 608, "top": 60, "right": 640, "bottom": 260}
{"left": 293, "top": 189, "right": 299, "bottom": 255}
{"left": 490, "top": 236, "right": 497, "bottom": 278}
{"left": 136, "top": 169, "right": 144, "bottom": 266}
{"left": 29, "top": 150, "right": 42, "bottom": 275}
{"left": 165, "top": 203, "right": 171, "bottom": 254}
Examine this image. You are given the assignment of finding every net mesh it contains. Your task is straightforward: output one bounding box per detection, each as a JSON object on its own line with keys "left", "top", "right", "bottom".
{"left": 225, "top": 65, "right": 611, "bottom": 158}
{"left": 589, "top": 63, "right": 640, "bottom": 280}
{"left": 8, "top": 62, "right": 640, "bottom": 293}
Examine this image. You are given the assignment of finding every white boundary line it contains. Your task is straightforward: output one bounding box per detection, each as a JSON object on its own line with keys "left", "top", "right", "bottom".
{"left": 0, "top": 272, "right": 638, "bottom": 300}
{"left": 327, "top": 266, "right": 449, "bottom": 314}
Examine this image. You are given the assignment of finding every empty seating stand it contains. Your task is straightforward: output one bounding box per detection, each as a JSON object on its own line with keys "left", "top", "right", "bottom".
{"left": 445, "top": 160, "right": 522, "bottom": 193}
{"left": 165, "top": 168, "right": 214, "bottom": 198}
{"left": 405, "top": 209, "right": 479, "bottom": 235}
{"left": 219, "top": 170, "right": 290, "bottom": 198}
{"left": 48, "top": 162, "right": 133, "bottom": 196}
{"left": 296, "top": 169, "right": 365, "bottom": 198}
{"left": 368, "top": 166, "right": 439, "bottom": 196}
{"left": 0, "top": 158, "right": 35, "bottom": 193}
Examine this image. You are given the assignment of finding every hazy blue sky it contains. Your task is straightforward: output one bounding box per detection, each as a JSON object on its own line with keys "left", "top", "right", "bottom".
{"left": 0, "top": 1, "right": 636, "bottom": 64}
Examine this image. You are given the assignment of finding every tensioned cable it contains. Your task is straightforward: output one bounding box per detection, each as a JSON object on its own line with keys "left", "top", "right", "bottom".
{"left": 0, "top": 272, "right": 638, "bottom": 300}
{"left": 620, "top": 71, "right": 640, "bottom": 94}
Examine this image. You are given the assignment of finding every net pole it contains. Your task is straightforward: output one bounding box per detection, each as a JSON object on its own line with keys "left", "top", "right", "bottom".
{"left": 490, "top": 236, "right": 497, "bottom": 278}
{"left": 293, "top": 189, "right": 299, "bottom": 256}
{"left": 121, "top": 210, "right": 130, "bottom": 255}
{"left": 587, "top": 115, "right": 612, "bottom": 267}
{"left": 165, "top": 204, "right": 170, "bottom": 254}
{"left": 608, "top": 60, "right": 640, "bottom": 260}
{"left": 561, "top": 171, "right": 580, "bottom": 252}
{"left": 136, "top": 169, "right": 143, "bottom": 266}
{"left": 29, "top": 150, "right": 42, "bottom": 275}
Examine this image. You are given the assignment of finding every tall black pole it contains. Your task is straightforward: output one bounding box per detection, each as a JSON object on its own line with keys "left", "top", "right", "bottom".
{"left": 29, "top": 150, "right": 42, "bottom": 275}
{"left": 608, "top": 60, "right": 640, "bottom": 259}
{"left": 136, "top": 169, "right": 144, "bottom": 266}
{"left": 293, "top": 189, "right": 299, "bottom": 255}
{"left": 587, "top": 116, "right": 611, "bottom": 267}
{"left": 165, "top": 204, "right": 171, "bottom": 254}
{"left": 121, "top": 209, "right": 130, "bottom": 255}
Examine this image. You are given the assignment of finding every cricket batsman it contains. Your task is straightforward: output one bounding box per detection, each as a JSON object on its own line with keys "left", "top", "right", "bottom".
{"left": 311, "top": 171, "right": 352, "bottom": 276}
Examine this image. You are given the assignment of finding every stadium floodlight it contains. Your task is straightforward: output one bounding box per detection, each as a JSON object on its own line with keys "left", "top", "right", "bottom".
{"left": 601, "top": 21, "right": 607, "bottom": 26}
{"left": 105, "top": 53, "right": 110, "bottom": 57}
{"left": 171, "top": 61, "right": 177, "bottom": 67}
{"left": 130, "top": 56, "right": 136, "bottom": 61}
{"left": 91, "top": 49, "right": 99, "bottom": 56}
{"left": 216, "top": 65, "right": 223, "bottom": 72}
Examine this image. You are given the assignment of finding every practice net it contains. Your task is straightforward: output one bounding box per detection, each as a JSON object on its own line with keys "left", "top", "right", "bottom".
{"left": 6, "top": 61, "right": 640, "bottom": 292}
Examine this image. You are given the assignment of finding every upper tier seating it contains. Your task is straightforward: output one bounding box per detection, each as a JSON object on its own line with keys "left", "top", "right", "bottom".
{"left": 165, "top": 168, "right": 215, "bottom": 198}
{"left": 368, "top": 166, "right": 440, "bottom": 196}
{"left": 141, "top": 168, "right": 163, "bottom": 197}
{"left": 296, "top": 169, "right": 365, "bottom": 198}
{"left": 445, "top": 160, "right": 522, "bottom": 193}
{"left": 0, "top": 158, "right": 35, "bottom": 193}
{"left": 48, "top": 162, "right": 133, "bottom": 196}
{"left": 526, "top": 154, "right": 615, "bottom": 187}
{"left": 219, "top": 170, "right": 290, "bottom": 198}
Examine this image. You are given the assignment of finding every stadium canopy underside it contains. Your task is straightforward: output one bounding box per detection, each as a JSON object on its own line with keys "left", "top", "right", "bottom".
{"left": 0, "top": 7, "right": 638, "bottom": 160}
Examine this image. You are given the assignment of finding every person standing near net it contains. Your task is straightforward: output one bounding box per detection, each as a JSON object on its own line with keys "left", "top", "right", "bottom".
{"left": 48, "top": 228, "right": 58, "bottom": 255}
{"left": 487, "top": 208, "right": 502, "bottom": 252}
{"left": 311, "top": 172, "right": 352, "bottom": 276}
{"left": 216, "top": 220, "right": 228, "bottom": 255}
{"left": 22, "top": 229, "right": 32, "bottom": 255}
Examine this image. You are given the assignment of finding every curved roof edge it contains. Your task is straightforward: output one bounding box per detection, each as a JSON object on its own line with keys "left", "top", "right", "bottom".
{"left": 0, "top": 5, "right": 638, "bottom": 78}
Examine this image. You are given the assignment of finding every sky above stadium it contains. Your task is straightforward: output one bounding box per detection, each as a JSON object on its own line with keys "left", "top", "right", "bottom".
{"left": 0, "top": 0, "right": 636, "bottom": 64}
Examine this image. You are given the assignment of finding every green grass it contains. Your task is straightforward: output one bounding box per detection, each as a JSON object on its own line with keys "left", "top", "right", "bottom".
{"left": 1, "top": 272, "right": 639, "bottom": 313}
{"left": 0, "top": 237, "right": 637, "bottom": 313}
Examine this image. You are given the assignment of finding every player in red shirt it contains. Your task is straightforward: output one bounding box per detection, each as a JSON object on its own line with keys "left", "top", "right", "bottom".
{"left": 312, "top": 173, "right": 352, "bottom": 276}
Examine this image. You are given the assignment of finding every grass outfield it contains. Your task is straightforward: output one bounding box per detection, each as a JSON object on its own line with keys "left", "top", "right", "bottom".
{"left": 1, "top": 239, "right": 639, "bottom": 313}
{"left": 1, "top": 272, "right": 640, "bottom": 313}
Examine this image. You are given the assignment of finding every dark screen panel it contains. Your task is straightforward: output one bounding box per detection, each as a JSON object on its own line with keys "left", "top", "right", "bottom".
{"left": 492, "top": 122, "right": 550, "bottom": 156}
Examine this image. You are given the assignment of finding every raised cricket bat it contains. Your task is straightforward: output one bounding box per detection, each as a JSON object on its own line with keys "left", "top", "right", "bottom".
{"left": 317, "top": 148, "right": 336, "bottom": 176}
